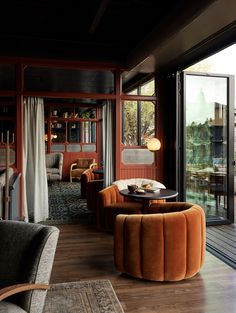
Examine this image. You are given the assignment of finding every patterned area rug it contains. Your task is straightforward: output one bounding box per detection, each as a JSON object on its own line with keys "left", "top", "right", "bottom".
{"left": 44, "top": 280, "right": 124, "bottom": 313}
{"left": 46, "top": 181, "right": 90, "bottom": 224}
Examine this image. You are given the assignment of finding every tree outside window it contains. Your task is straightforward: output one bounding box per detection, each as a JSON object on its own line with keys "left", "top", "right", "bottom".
{"left": 122, "top": 79, "right": 155, "bottom": 146}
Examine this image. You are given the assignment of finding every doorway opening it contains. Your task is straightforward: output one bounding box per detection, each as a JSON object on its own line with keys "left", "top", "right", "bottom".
{"left": 183, "top": 43, "right": 236, "bottom": 225}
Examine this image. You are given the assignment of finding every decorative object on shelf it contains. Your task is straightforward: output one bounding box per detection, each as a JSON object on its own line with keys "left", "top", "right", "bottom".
{"left": 52, "top": 110, "right": 58, "bottom": 116}
{"left": 147, "top": 137, "right": 161, "bottom": 152}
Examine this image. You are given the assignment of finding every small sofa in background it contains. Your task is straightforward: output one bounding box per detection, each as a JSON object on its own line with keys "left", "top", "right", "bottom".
{"left": 46, "top": 153, "right": 63, "bottom": 182}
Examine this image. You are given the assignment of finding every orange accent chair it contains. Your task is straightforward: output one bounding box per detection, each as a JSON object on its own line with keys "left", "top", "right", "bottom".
{"left": 80, "top": 168, "right": 104, "bottom": 212}
{"left": 70, "top": 158, "right": 96, "bottom": 182}
{"left": 80, "top": 168, "right": 103, "bottom": 199}
{"left": 97, "top": 184, "right": 165, "bottom": 233}
{"left": 97, "top": 185, "right": 143, "bottom": 232}
{"left": 114, "top": 202, "right": 205, "bottom": 281}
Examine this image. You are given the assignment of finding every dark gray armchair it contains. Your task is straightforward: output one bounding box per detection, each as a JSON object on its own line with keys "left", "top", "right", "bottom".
{"left": 0, "top": 220, "right": 59, "bottom": 313}
{"left": 46, "top": 153, "right": 63, "bottom": 182}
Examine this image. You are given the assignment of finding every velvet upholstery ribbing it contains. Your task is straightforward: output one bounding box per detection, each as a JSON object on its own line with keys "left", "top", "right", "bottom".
{"left": 114, "top": 202, "right": 205, "bottom": 281}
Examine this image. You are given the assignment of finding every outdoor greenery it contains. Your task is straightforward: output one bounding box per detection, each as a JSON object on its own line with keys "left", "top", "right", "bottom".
{"left": 123, "top": 79, "right": 155, "bottom": 146}
{"left": 123, "top": 100, "right": 138, "bottom": 145}
{"left": 186, "top": 119, "right": 212, "bottom": 168}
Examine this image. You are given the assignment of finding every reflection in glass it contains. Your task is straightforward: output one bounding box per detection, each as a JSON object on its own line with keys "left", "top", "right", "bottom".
{"left": 185, "top": 74, "right": 227, "bottom": 221}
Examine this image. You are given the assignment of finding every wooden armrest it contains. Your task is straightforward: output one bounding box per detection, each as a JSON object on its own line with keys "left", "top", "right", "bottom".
{"left": 0, "top": 283, "right": 50, "bottom": 301}
{"left": 70, "top": 163, "right": 77, "bottom": 171}
{"left": 89, "top": 162, "right": 97, "bottom": 169}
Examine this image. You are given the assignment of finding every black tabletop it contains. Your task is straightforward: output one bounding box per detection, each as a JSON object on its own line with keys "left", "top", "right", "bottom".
{"left": 119, "top": 188, "right": 178, "bottom": 201}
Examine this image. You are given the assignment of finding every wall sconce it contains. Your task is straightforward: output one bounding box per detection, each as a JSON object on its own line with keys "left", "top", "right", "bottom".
{"left": 147, "top": 138, "right": 161, "bottom": 152}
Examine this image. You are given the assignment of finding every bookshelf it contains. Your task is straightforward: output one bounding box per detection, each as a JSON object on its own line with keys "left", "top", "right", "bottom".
{"left": 44, "top": 104, "right": 98, "bottom": 153}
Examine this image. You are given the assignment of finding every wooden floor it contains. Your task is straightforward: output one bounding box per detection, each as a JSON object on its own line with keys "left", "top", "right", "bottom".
{"left": 51, "top": 219, "right": 236, "bottom": 313}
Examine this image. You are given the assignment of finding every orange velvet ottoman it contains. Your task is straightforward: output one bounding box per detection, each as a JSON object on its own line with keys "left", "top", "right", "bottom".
{"left": 114, "top": 202, "right": 206, "bottom": 281}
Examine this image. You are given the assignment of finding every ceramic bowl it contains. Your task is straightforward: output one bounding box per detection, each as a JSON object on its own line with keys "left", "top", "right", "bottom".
{"left": 127, "top": 184, "right": 138, "bottom": 193}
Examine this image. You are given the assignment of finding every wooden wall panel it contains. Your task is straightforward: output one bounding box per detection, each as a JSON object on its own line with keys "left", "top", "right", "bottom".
{"left": 120, "top": 165, "right": 157, "bottom": 180}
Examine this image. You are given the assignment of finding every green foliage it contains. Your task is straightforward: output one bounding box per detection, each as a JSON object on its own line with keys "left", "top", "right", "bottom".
{"left": 186, "top": 120, "right": 212, "bottom": 167}
{"left": 123, "top": 101, "right": 138, "bottom": 145}
{"left": 141, "top": 101, "right": 155, "bottom": 145}
{"left": 123, "top": 79, "right": 155, "bottom": 146}
{"left": 123, "top": 100, "right": 155, "bottom": 146}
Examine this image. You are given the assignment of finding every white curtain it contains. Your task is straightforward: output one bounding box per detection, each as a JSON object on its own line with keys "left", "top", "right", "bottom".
{"left": 102, "top": 101, "right": 115, "bottom": 187}
{"left": 23, "top": 97, "right": 48, "bottom": 222}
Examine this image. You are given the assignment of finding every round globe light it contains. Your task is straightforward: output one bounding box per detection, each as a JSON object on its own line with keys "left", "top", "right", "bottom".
{"left": 147, "top": 138, "right": 161, "bottom": 152}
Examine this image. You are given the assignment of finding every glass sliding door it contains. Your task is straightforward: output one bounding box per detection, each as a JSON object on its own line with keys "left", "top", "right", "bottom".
{"left": 183, "top": 72, "right": 234, "bottom": 224}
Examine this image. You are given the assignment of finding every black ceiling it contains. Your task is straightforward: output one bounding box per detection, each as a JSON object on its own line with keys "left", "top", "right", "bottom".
{"left": 0, "top": 0, "right": 216, "bottom": 68}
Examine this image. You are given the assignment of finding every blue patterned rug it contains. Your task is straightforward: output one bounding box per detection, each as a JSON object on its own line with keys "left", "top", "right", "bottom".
{"left": 46, "top": 181, "right": 90, "bottom": 224}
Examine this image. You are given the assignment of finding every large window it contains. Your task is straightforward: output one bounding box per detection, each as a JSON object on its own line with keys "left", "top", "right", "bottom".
{"left": 122, "top": 79, "right": 155, "bottom": 146}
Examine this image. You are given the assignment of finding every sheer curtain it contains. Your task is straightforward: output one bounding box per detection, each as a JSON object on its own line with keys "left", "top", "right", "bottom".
{"left": 23, "top": 97, "right": 48, "bottom": 222}
{"left": 102, "top": 100, "right": 115, "bottom": 187}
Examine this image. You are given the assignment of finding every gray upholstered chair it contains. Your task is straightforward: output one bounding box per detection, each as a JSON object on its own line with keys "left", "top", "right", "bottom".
{"left": 46, "top": 153, "right": 63, "bottom": 182}
{"left": 0, "top": 220, "right": 59, "bottom": 313}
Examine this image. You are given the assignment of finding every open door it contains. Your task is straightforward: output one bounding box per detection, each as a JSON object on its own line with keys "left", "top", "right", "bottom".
{"left": 180, "top": 72, "right": 234, "bottom": 225}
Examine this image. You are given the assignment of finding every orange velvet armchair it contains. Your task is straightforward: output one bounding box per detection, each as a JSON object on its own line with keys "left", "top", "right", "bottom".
{"left": 114, "top": 202, "right": 206, "bottom": 281}
{"left": 80, "top": 168, "right": 104, "bottom": 212}
{"left": 97, "top": 185, "right": 143, "bottom": 232}
{"left": 80, "top": 168, "right": 102, "bottom": 199}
